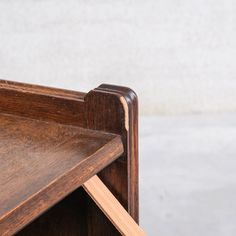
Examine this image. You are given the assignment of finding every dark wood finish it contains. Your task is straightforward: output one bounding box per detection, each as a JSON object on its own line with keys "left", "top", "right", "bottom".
{"left": 0, "top": 80, "right": 139, "bottom": 235}
{"left": 16, "top": 188, "right": 89, "bottom": 236}
{"left": 85, "top": 84, "right": 139, "bottom": 235}
{"left": 0, "top": 80, "right": 86, "bottom": 126}
{"left": 0, "top": 113, "right": 123, "bottom": 235}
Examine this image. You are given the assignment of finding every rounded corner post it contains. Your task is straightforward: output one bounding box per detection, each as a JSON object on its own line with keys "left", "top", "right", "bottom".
{"left": 84, "top": 84, "right": 139, "bottom": 235}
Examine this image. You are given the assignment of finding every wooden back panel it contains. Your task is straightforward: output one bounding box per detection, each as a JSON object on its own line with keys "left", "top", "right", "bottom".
{"left": 0, "top": 80, "right": 138, "bottom": 235}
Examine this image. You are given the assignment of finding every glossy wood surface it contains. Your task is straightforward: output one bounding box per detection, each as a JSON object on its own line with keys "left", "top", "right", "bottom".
{"left": 0, "top": 80, "right": 139, "bottom": 235}
{"left": 0, "top": 113, "right": 123, "bottom": 235}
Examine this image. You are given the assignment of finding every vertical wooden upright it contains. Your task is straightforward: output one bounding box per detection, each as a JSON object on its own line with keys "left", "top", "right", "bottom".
{"left": 0, "top": 81, "right": 139, "bottom": 235}
{"left": 85, "top": 84, "right": 139, "bottom": 235}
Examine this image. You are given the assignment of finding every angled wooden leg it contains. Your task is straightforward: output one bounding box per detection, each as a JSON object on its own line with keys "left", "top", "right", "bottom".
{"left": 83, "top": 175, "right": 146, "bottom": 236}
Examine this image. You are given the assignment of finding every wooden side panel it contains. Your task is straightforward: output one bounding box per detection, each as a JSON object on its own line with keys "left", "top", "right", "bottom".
{"left": 0, "top": 80, "right": 86, "bottom": 126}
{"left": 85, "top": 84, "right": 139, "bottom": 235}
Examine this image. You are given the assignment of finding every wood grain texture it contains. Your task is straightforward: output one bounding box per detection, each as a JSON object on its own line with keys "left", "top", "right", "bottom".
{"left": 85, "top": 84, "right": 139, "bottom": 235}
{"left": 0, "top": 80, "right": 139, "bottom": 235}
{"left": 0, "top": 80, "right": 86, "bottom": 126}
{"left": 0, "top": 113, "right": 123, "bottom": 235}
{"left": 16, "top": 188, "right": 88, "bottom": 236}
{"left": 83, "top": 175, "right": 146, "bottom": 236}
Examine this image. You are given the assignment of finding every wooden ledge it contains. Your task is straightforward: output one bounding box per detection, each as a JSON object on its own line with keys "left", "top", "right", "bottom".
{"left": 0, "top": 113, "right": 123, "bottom": 235}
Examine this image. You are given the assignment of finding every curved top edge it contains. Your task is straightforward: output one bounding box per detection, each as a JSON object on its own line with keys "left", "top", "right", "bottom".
{"left": 88, "top": 84, "right": 138, "bottom": 132}
{"left": 95, "top": 84, "right": 138, "bottom": 107}
{"left": 0, "top": 79, "right": 86, "bottom": 101}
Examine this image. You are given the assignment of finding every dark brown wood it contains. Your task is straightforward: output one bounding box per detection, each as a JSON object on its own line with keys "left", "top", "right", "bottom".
{"left": 85, "top": 84, "right": 139, "bottom": 235}
{"left": 0, "top": 80, "right": 86, "bottom": 126}
{"left": 17, "top": 188, "right": 88, "bottom": 236}
{"left": 0, "top": 113, "right": 123, "bottom": 235}
{"left": 0, "top": 80, "right": 139, "bottom": 235}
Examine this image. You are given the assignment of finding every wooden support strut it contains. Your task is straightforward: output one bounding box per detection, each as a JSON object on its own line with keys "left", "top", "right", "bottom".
{"left": 83, "top": 175, "right": 146, "bottom": 236}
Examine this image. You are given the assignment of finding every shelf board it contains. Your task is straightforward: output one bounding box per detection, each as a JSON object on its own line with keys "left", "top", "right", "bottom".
{"left": 0, "top": 113, "right": 123, "bottom": 235}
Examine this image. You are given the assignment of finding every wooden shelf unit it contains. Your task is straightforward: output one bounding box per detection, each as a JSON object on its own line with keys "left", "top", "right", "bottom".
{"left": 0, "top": 80, "right": 140, "bottom": 236}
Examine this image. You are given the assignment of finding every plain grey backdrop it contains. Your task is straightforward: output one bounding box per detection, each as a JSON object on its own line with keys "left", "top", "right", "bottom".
{"left": 1, "top": 1, "right": 236, "bottom": 235}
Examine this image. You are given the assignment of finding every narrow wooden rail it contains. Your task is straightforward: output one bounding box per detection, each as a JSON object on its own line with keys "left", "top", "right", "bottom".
{"left": 83, "top": 175, "right": 146, "bottom": 236}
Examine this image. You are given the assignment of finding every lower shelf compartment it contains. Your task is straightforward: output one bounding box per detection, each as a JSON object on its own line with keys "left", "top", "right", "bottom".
{"left": 16, "top": 187, "right": 119, "bottom": 236}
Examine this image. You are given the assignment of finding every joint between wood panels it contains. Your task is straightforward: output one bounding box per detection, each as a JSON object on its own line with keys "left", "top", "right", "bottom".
{"left": 119, "top": 96, "right": 129, "bottom": 132}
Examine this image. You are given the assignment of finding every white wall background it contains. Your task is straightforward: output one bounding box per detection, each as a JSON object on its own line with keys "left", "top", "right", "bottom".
{"left": 1, "top": 0, "right": 236, "bottom": 115}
